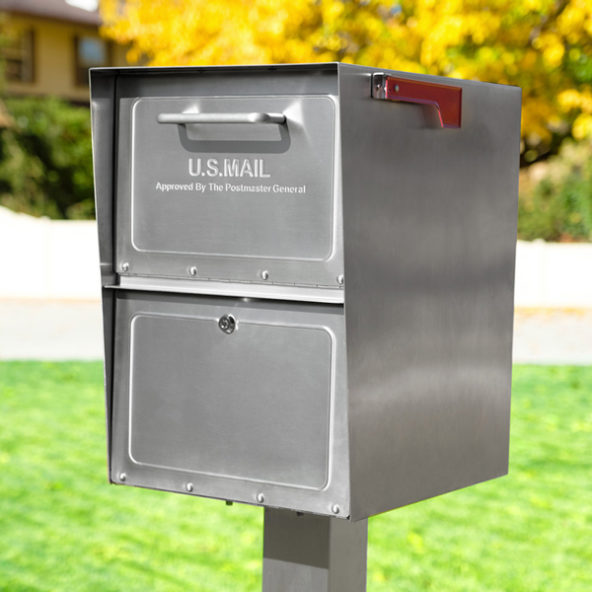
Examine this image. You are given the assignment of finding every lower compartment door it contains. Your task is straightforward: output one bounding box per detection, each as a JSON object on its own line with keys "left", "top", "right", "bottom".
{"left": 110, "top": 291, "right": 350, "bottom": 517}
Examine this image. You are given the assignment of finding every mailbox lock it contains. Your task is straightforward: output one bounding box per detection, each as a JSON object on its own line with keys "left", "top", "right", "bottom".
{"left": 218, "top": 314, "right": 236, "bottom": 334}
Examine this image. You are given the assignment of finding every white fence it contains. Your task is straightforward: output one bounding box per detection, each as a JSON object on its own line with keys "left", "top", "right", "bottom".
{"left": 1, "top": 207, "right": 591, "bottom": 308}
{"left": 0, "top": 207, "right": 100, "bottom": 300}
{"left": 515, "top": 240, "right": 592, "bottom": 308}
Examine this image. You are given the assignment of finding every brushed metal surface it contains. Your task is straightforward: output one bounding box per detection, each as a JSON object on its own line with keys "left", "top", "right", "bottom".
{"left": 263, "top": 509, "right": 368, "bottom": 592}
{"left": 110, "top": 65, "right": 343, "bottom": 288}
{"left": 339, "top": 65, "right": 521, "bottom": 519}
{"left": 91, "top": 64, "right": 520, "bottom": 525}
{"left": 123, "top": 96, "right": 335, "bottom": 262}
{"left": 128, "top": 313, "right": 332, "bottom": 488}
{"left": 157, "top": 111, "right": 286, "bottom": 124}
{"left": 115, "top": 276, "right": 344, "bottom": 303}
{"left": 110, "top": 291, "right": 351, "bottom": 517}
{"left": 89, "top": 71, "right": 117, "bottom": 474}
{"left": 111, "top": 63, "right": 339, "bottom": 99}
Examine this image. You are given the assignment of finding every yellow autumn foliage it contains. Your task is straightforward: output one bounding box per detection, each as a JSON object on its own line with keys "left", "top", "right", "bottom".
{"left": 101, "top": 0, "right": 592, "bottom": 162}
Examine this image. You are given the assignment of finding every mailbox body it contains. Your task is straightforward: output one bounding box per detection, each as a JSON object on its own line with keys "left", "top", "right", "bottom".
{"left": 90, "top": 63, "right": 521, "bottom": 521}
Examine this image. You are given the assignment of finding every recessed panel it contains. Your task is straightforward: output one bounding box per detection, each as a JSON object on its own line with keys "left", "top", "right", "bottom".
{"left": 124, "top": 302, "right": 333, "bottom": 489}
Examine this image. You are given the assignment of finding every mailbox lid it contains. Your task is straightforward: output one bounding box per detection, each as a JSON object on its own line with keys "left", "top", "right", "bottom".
{"left": 110, "top": 291, "right": 350, "bottom": 516}
{"left": 116, "top": 89, "right": 342, "bottom": 288}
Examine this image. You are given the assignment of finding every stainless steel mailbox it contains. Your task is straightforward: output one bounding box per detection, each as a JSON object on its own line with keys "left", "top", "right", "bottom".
{"left": 91, "top": 63, "right": 520, "bottom": 583}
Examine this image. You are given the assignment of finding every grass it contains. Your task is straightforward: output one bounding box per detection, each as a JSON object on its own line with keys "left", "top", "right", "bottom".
{"left": 0, "top": 362, "right": 590, "bottom": 591}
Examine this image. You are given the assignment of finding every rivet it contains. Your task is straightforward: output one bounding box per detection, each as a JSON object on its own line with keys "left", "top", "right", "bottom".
{"left": 337, "top": 274, "right": 344, "bottom": 286}
{"left": 395, "top": 84, "right": 400, "bottom": 93}
{"left": 189, "top": 266, "right": 198, "bottom": 277}
{"left": 186, "top": 482, "right": 194, "bottom": 492}
{"left": 331, "top": 504, "right": 340, "bottom": 515}
{"left": 120, "top": 262, "right": 129, "bottom": 273}
{"left": 261, "top": 270, "right": 269, "bottom": 281}
{"left": 119, "top": 472, "right": 127, "bottom": 482}
{"left": 256, "top": 492, "right": 265, "bottom": 503}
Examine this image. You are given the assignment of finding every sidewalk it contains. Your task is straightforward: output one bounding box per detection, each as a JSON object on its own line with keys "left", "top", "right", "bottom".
{"left": 0, "top": 301, "right": 103, "bottom": 360}
{"left": 512, "top": 308, "right": 592, "bottom": 365}
{"left": 0, "top": 300, "right": 591, "bottom": 364}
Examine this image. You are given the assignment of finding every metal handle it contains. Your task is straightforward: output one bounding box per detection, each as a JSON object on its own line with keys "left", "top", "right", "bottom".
{"left": 372, "top": 74, "right": 462, "bottom": 129}
{"left": 157, "top": 112, "right": 286, "bottom": 125}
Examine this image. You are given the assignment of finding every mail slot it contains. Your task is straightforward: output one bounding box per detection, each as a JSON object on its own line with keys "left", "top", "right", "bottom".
{"left": 91, "top": 63, "right": 521, "bottom": 523}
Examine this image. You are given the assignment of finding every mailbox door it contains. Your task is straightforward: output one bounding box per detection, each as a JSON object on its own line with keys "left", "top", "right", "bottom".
{"left": 110, "top": 291, "right": 350, "bottom": 517}
{"left": 116, "top": 94, "right": 342, "bottom": 288}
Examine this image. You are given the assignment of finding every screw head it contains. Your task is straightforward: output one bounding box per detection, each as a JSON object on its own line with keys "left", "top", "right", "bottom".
{"left": 256, "top": 492, "right": 265, "bottom": 504}
{"left": 119, "top": 472, "right": 127, "bottom": 482}
{"left": 189, "top": 266, "right": 198, "bottom": 277}
{"left": 186, "top": 482, "right": 194, "bottom": 492}
{"left": 331, "top": 504, "right": 340, "bottom": 515}
{"left": 218, "top": 314, "right": 236, "bottom": 334}
{"left": 120, "top": 262, "right": 130, "bottom": 273}
{"left": 260, "top": 270, "right": 269, "bottom": 281}
{"left": 337, "top": 274, "right": 344, "bottom": 286}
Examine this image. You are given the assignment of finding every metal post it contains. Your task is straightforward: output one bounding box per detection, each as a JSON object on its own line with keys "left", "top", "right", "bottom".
{"left": 262, "top": 508, "right": 368, "bottom": 592}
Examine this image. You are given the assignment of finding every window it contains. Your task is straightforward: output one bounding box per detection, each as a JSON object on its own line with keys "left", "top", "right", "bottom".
{"left": 4, "top": 29, "right": 35, "bottom": 83}
{"left": 74, "top": 36, "right": 109, "bottom": 86}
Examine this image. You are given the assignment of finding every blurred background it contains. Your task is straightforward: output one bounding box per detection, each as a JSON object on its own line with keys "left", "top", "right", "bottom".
{"left": 0, "top": 1, "right": 590, "bottom": 591}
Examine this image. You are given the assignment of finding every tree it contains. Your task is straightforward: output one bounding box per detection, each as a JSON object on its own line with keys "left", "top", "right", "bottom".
{"left": 0, "top": 97, "right": 95, "bottom": 219}
{"left": 101, "top": 0, "right": 592, "bottom": 164}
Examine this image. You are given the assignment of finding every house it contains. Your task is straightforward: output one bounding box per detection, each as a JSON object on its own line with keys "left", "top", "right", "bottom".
{"left": 0, "top": 0, "right": 127, "bottom": 103}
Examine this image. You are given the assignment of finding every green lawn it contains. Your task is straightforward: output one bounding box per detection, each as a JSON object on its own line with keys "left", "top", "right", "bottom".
{"left": 0, "top": 362, "right": 590, "bottom": 591}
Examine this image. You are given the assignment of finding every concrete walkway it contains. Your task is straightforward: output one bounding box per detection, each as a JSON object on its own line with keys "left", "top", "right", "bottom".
{"left": 0, "top": 300, "right": 591, "bottom": 364}
{"left": 0, "top": 300, "right": 103, "bottom": 360}
{"left": 512, "top": 308, "right": 592, "bottom": 365}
